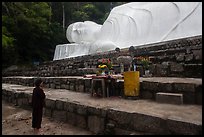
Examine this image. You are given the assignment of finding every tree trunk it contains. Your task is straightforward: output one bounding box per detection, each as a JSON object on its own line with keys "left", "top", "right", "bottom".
{"left": 48, "top": 2, "right": 52, "bottom": 25}
{"left": 62, "top": 2, "right": 65, "bottom": 32}
{"left": 2, "top": 2, "right": 10, "bottom": 16}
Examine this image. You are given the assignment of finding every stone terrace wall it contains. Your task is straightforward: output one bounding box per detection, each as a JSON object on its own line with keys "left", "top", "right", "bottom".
{"left": 2, "top": 87, "right": 202, "bottom": 135}
{"left": 2, "top": 77, "right": 202, "bottom": 105}
{"left": 3, "top": 35, "right": 202, "bottom": 78}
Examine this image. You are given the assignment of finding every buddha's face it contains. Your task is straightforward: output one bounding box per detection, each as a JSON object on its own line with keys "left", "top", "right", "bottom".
{"left": 66, "top": 21, "right": 102, "bottom": 43}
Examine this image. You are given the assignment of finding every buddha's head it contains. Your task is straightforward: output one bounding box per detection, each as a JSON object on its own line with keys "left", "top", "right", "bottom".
{"left": 66, "top": 21, "right": 102, "bottom": 44}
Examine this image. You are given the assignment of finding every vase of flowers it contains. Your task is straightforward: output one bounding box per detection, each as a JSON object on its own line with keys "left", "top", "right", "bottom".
{"left": 98, "top": 64, "right": 107, "bottom": 76}
{"left": 134, "top": 56, "right": 152, "bottom": 76}
{"left": 98, "top": 58, "right": 112, "bottom": 75}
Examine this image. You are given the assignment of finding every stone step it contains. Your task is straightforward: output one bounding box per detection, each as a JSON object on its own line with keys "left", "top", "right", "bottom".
{"left": 2, "top": 83, "right": 202, "bottom": 135}
{"left": 156, "top": 92, "right": 183, "bottom": 105}
{"left": 2, "top": 76, "right": 202, "bottom": 105}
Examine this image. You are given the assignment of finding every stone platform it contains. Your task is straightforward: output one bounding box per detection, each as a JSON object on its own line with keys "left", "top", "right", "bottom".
{"left": 2, "top": 76, "right": 202, "bottom": 105}
{"left": 2, "top": 83, "right": 202, "bottom": 135}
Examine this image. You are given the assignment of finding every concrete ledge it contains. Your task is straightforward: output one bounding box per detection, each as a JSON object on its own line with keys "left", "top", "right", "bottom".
{"left": 156, "top": 92, "right": 183, "bottom": 105}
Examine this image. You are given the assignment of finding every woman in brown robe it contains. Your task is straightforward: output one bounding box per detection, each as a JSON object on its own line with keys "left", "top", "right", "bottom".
{"left": 32, "top": 79, "right": 45, "bottom": 134}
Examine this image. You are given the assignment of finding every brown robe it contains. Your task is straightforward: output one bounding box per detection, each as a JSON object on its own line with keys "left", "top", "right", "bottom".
{"left": 32, "top": 86, "right": 45, "bottom": 129}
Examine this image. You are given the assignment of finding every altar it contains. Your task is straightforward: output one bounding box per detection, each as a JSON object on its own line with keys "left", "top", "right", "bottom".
{"left": 87, "top": 75, "right": 123, "bottom": 98}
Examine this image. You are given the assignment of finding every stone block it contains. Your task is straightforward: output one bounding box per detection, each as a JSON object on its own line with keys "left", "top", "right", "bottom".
{"left": 7, "top": 90, "right": 12, "bottom": 96}
{"left": 76, "top": 104, "right": 87, "bottom": 115}
{"left": 195, "top": 85, "right": 202, "bottom": 105}
{"left": 85, "top": 88, "right": 91, "bottom": 93}
{"left": 67, "top": 112, "right": 76, "bottom": 126}
{"left": 70, "top": 84, "right": 75, "bottom": 91}
{"left": 49, "top": 79, "right": 53, "bottom": 83}
{"left": 16, "top": 98, "right": 23, "bottom": 106}
{"left": 182, "top": 92, "right": 195, "bottom": 104}
{"left": 19, "top": 92, "right": 25, "bottom": 98}
{"left": 55, "top": 85, "right": 60, "bottom": 89}
{"left": 45, "top": 98, "right": 56, "bottom": 109}
{"left": 50, "top": 83, "right": 55, "bottom": 89}
{"left": 75, "top": 85, "right": 79, "bottom": 92}
{"left": 192, "top": 49, "right": 202, "bottom": 61}
{"left": 185, "top": 54, "right": 194, "bottom": 62}
{"left": 64, "top": 102, "right": 75, "bottom": 112}
{"left": 55, "top": 100, "right": 64, "bottom": 110}
{"left": 131, "top": 113, "right": 166, "bottom": 134}
{"left": 88, "top": 115, "right": 105, "bottom": 134}
{"left": 156, "top": 92, "right": 183, "bottom": 105}
{"left": 78, "top": 85, "right": 84, "bottom": 92}
{"left": 52, "top": 110, "right": 67, "bottom": 122}
{"left": 84, "top": 79, "right": 91, "bottom": 88}
{"left": 65, "top": 84, "right": 70, "bottom": 90}
{"left": 44, "top": 108, "right": 52, "bottom": 117}
{"left": 8, "top": 96, "right": 13, "bottom": 103}
{"left": 140, "top": 90, "right": 154, "bottom": 99}
{"left": 166, "top": 117, "right": 202, "bottom": 135}
{"left": 87, "top": 106, "right": 101, "bottom": 116}
{"left": 54, "top": 78, "right": 60, "bottom": 85}
{"left": 61, "top": 84, "right": 66, "bottom": 89}
{"left": 158, "top": 83, "right": 173, "bottom": 92}
{"left": 22, "top": 98, "right": 29, "bottom": 105}
{"left": 176, "top": 53, "right": 185, "bottom": 62}
{"left": 11, "top": 92, "right": 16, "bottom": 104}
{"left": 101, "top": 108, "right": 107, "bottom": 117}
{"left": 170, "top": 63, "right": 184, "bottom": 72}
{"left": 107, "top": 109, "right": 133, "bottom": 130}
{"left": 174, "top": 83, "right": 195, "bottom": 92}
{"left": 2, "top": 89, "right": 6, "bottom": 96}
{"left": 62, "top": 78, "right": 68, "bottom": 84}
{"left": 5, "top": 96, "right": 9, "bottom": 102}
{"left": 141, "top": 81, "right": 159, "bottom": 91}
{"left": 14, "top": 92, "right": 19, "bottom": 99}
{"left": 75, "top": 114, "right": 87, "bottom": 129}
{"left": 183, "top": 64, "right": 202, "bottom": 78}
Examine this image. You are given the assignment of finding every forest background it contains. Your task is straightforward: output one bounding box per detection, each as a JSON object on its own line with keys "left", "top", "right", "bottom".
{"left": 2, "top": 2, "right": 126, "bottom": 69}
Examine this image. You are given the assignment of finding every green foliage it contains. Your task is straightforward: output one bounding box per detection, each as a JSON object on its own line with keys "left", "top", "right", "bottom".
{"left": 72, "top": 11, "right": 89, "bottom": 22}
{"left": 2, "top": 2, "right": 126, "bottom": 69}
{"left": 2, "top": 2, "right": 54, "bottom": 68}
{"left": 2, "top": 26, "right": 15, "bottom": 48}
{"left": 71, "top": 3, "right": 114, "bottom": 24}
{"left": 81, "top": 3, "right": 105, "bottom": 24}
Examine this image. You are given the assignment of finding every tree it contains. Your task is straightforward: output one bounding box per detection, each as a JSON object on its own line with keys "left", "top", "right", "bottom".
{"left": 71, "top": 3, "right": 105, "bottom": 24}
{"left": 2, "top": 2, "right": 54, "bottom": 67}
{"left": 2, "top": 2, "right": 127, "bottom": 69}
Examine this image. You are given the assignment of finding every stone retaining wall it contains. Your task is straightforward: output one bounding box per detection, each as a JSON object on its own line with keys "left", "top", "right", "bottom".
{"left": 2, "top": 77, "right": 92, "bottom": 93}
{"left": 2, "top": 35, "right": 202, "bottom": 78}
{"left": 2, "top": 88, "right": 202, "bottom": 135}
{"left": 2, "top": 77, "right": 202, "bottom": 105}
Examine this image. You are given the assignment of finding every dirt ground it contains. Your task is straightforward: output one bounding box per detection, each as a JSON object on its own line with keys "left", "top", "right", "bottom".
{"left": 2, "top": 100, "right": 93, "bottom": 135}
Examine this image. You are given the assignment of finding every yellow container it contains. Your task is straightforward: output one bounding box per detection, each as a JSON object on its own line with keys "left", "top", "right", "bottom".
{"left": 124, "top": 71, "right": 140, "bottom": 96}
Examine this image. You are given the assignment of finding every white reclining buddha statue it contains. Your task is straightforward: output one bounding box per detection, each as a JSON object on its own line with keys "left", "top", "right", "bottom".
{"left": 53, "top": 2, "right": 202, "bottom": 60}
